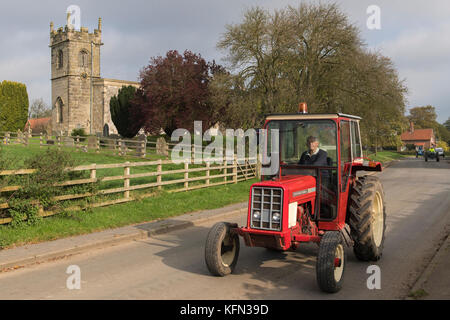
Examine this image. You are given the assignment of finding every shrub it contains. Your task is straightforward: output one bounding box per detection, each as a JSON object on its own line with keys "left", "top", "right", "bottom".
{"left": 110, "top": 86, "right": 141, "bottom": 138}
{"left": 71, "top": 128, "right": 87, "bottom": 142}
{"left": 0, "top": 81, "right": 29, "bottom": 132}
{"left": 4, "top": 149, "right": 97, "bottom": 227}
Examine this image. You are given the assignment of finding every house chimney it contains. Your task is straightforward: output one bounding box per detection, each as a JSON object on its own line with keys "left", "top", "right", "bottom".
{"left": 410, "top": 121, "right": 414, "bottom": 133}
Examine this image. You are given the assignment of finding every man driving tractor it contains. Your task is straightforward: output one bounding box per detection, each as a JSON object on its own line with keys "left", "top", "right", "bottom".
{"left": 299, "top": 136, "right": 328, "bottom": 166}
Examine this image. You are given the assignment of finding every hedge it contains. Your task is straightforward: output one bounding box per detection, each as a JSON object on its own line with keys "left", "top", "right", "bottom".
{"left": 0, "top": 80, "right": 29, "bottom": 132}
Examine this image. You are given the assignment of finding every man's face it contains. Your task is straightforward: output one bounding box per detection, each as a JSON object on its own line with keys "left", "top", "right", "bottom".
{"left": 307, "top": 140, "right": 319, "bottom": 153}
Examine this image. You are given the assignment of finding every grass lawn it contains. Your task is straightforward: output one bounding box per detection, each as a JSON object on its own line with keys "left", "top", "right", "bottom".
{"left": 0, "top": 144, "right": 165, "bottom": 168}
{"left": 0, "top": 178, "right": 256, "bottom": 249}
{"left": 364, "top": 151, "right": 410, "bottom": 164}
{"left": 0, "top": 144, "right": 258, "bottom": 248}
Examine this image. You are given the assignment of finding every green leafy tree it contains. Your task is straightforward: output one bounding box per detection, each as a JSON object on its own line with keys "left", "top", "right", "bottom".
{"left": 215, "top": 3, "right": 407, "bottom": 153}
{"left": 0, "top": 81, "right": 29, "bottom": 132}
{"left": 407, "top": 106, "right": 450, "bottom": 144}
{"left": 110, "top": 85, "right": 141, "bottom": 138}
{"left": 444, "top": 117, "right": 450, "bottom": 131}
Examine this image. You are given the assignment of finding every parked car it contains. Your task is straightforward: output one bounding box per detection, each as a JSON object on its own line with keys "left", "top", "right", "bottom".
{"left": 435, "top": 147, "right": 445, "bottom": 159}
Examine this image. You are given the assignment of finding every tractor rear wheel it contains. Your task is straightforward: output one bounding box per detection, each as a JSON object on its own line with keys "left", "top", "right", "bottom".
{"left": 205, "top": 222, "right": 240, "bottom": 276}
{"left": 348, "top": 175, "right": 386, "bottom": 261}
{"left": 316, "top": 231, "right": 347, "bottom": 293}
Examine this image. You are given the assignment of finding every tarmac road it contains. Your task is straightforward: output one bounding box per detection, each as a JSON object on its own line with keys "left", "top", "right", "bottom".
{"left": 0, "top": 157, "right": 449, "bottom": 299}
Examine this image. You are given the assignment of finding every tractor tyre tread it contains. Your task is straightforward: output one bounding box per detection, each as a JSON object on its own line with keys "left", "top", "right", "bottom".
{"left": 205, "top": 222, "right": 240, "bottom": 277}
{"left": 348, "top": 175, "right": 386, "bottom": 261}
{"left": 316, "top": 231, "right": 346, "bottom": 293}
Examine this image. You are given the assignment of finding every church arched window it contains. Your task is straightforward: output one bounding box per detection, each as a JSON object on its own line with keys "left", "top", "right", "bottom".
{"left": 79, "top": 50, "right": 89, "bottom": 68}
{"left": 55, "top": 97, "right": 64, "bottom": 123}
{"left": 57, "top": 50, "right": 63, "bottom": 69}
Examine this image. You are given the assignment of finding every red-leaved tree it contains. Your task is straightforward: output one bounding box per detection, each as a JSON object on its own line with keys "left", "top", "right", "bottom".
{"left": 133, "top": 50, "right": 225, "bottom": 136}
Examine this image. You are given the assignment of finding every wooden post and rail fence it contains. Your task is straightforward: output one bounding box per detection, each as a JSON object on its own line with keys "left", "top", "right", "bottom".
{"left": 0, "top": 130, "right": 173, "bottom": 159}
{"left": 0, "top": 157, "right": 260, "bottom": 225}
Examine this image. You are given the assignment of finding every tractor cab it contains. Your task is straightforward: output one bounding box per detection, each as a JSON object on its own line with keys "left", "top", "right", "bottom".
{"left": 204, "top": 103, "right": 386, "bottom": 293}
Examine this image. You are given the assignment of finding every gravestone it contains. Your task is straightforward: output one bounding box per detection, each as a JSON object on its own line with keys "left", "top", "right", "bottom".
{"left": 156, "top": 137, "right": 169, "bottom": 157}
{"left": 87, "top": 136, "right": 97, "bottom": 150}
{"left": 64, "top": 136, "right": 74, "bottom": 147}
{"left": 136, "top": 134, "right": 147, "bottom": 158}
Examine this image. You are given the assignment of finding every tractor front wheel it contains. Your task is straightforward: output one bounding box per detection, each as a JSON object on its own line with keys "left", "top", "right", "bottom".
{"left": 316, "top": 231, "right": 347, "bottom": 293}
{"left": 205, "top": 222, "right": 240, "bottom": 276}
{"left": 349, "top": 176, "right": 386, "bottom": 261}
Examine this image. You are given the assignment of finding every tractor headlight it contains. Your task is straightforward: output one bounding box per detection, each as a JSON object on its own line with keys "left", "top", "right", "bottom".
{"left": 272, "top": 212, "right": 281, "bottom": 222}
{"left": 253, "top": 211, "right": 261, "bottom": 220}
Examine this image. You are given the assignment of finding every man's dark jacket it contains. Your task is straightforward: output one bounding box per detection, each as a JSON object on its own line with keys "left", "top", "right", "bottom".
{"left": 299, "top": 149, "right": 328, "bottom": 166}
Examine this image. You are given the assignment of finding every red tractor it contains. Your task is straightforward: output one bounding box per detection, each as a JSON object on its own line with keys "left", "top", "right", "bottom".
{"left": 204, "top": 104, "right": 386, "bottom": 293}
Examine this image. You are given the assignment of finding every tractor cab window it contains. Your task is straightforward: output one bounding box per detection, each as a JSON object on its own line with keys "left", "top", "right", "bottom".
{"left": 350, "top": 121, "right": 362, "bottom": 159}
{"left": 266, "top": 120, "right": 337, "bottom": 166}
{"left": 265, "top": 119, "right": 338, "bottom": 220}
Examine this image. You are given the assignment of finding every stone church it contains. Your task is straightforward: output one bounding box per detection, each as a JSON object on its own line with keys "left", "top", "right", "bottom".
{"left": 50, "top": 14, "right": 139, "bottom": 136}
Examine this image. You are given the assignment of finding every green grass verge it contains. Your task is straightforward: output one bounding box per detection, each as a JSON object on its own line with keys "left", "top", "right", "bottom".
{"left": 365, "top": 151, "right": 409, "bottom": 164}
{"left": 0, "top": 179, "right": 256, "bottom": 249}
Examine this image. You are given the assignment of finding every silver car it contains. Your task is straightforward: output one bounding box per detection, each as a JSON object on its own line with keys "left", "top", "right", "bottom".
{"left": 435, "top": 147, "right": 445, "bottom": 158}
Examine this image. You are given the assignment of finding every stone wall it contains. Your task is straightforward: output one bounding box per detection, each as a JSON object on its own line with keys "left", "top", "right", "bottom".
{"left": 94, "top": 78, "right": 140, "bottom": 136}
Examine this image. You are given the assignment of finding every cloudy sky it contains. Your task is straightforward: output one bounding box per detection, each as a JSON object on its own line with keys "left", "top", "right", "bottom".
{"left": 0, "top": 0, "right": 449, "bottom": 122}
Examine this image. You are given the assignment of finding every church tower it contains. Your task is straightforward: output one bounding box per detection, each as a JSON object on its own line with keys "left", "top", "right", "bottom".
{"left": 50, "top": 14, "right": 103, "bottom": 134}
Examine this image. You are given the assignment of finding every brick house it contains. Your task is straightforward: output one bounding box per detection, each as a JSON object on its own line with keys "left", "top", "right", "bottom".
{"left": 400, "top": 122, "right": 435, "bottom": 150}
{"left": 24, "top": 118, "right": 52, "bottom": 134}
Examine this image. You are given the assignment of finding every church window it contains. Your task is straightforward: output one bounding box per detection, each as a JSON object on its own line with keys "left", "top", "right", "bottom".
{"left": 55, "top": 97, "right": 64, "bottom": 123}
{"left": 79, "top": 50, "right": 89, "bottom": 68}
{"left": 57, "top": 50, "right": 63, "bottom": 69}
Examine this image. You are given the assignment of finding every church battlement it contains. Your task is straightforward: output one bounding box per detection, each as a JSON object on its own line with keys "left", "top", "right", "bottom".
{"left": 50, "top": 17, "right": 102, "bottom": 46}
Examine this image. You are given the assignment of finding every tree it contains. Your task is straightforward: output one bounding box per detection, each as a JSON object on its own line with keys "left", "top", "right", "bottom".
{"left": 29, "top": 98, "right": 51, "bottom": 119}
{"left": 110, "top": 85, "right": 142, "bottom": 138}
{"left": 134, "top": 50, "right": 224, "bottom": 136}
{"left": 408, "top": 106, "right": 437, "bottom": 129}
{"left": 444, "top": 117, "right": 450, "bottom": 131}
{"left": 0, "top": 81, "right": 29, "bottom": 132}
{"left": 407, "top": 106, "right": 450, "bottom": 144}
{"left": 216, "top": 3, "right": 407, "bottom": 152}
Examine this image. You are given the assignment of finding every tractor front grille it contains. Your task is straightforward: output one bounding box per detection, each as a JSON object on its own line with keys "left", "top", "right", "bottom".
{"left": 250, "top": 187, "right": 283, "bottom": 231}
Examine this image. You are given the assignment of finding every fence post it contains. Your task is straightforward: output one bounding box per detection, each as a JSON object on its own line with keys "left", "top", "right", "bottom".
{"left": 184, "top": 161, "right": 189, "bottom": 190}
{"left": 124, "top": 161, "right": 130, "bottom": 199}
{"left": 90, "top": 164, "right": 97, "bottom": 182}
{"left": 206, "top": 161, "right": 210, "bottom": 186}
{"left": 57, "top": 133, "right": 61, "bottom": 151}
{"left": 157, "top": 159, "right": 162, "bottom": 190}
{"left": 257, "top": 154, "right": 262, "bottom": 180}
{"left": 223, "top": 159, "right": 227, "bottom": 183}
{"left": 40, "top": 133, "right": 43, "bottom": 148}
{"left": 233, "top": 156, "right": 238, "bottom": 184}
{"left": 5, "top": 132, "right": 10, "bottom": 145}
{"left": 96, "top": 137, "right": 100, "bottom": 154}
